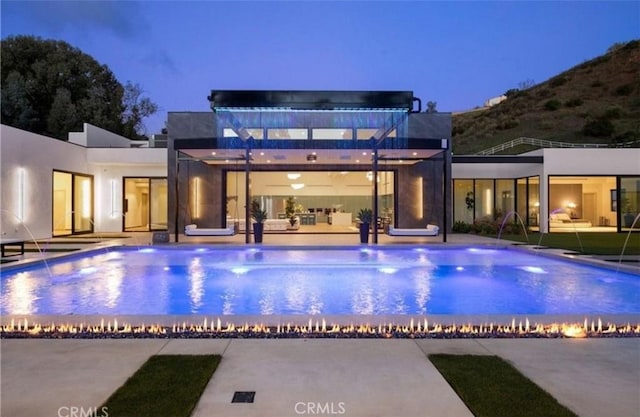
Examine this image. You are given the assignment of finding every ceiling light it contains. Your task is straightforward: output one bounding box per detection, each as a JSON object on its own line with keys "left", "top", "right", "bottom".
{"left": 287, "top": 173, "right": 301, "bottom": 180}
{"left": 211, "top": 151, "right": 217, "bottom": 155}
{"left": 291, "top": 183, "right": 305, "bottom": 190}
{"left": 260, "top": 152, "right": 265, "bottom": 156}
{"left": 412, "top": 152, "right": 417, "bottom": 156}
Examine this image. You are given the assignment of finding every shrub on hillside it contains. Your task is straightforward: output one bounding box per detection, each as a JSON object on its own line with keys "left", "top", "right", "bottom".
{"left": 603, "top": 106, "right": 623, "bottom": 119}
{"left": 537, "top": 88, "right": 552, "bottom": 98}
{"left": 564, "top": 98, "right": 583, "bottom": 108}
{"left": 582, "top": 118, "right": 615, "bottom": 137}
{"left": 614, "top": 83, "right": 634, "bottom": 96}
{"left": 549, "top": 76, "right": 569, "bottom": 88}
{"left": 544, "top": 99, "right": 562, "bottom": 111}
{"left": 590, "top": 80, "right": 603, "bottom": 88}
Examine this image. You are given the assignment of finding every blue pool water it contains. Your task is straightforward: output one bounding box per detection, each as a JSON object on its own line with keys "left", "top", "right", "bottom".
{"left": 1, "top": 247, "right": 638, "bottom": 315}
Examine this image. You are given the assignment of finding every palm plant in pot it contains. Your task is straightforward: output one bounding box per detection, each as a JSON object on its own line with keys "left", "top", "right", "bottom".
{"left": 285, "top": 196, "right": 299, "bottom": 230}
{"left": 250, "top": 199, "right": 267, "bottom": 243}
{"left": 357, "top": 208, "right": 373, "bottom": 244}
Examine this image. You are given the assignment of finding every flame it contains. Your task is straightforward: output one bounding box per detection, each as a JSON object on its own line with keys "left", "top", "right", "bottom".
{"left": 1, "top": 317, "right": 639, "bottom": 339}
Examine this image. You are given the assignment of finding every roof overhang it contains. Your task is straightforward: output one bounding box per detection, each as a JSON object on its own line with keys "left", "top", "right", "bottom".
{"left": 208, "top": 90, "right": 415, "bottom": 112}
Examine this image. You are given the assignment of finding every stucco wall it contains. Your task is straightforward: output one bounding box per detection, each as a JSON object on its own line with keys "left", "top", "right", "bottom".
{"left": 1, "top": 125, "right": 88, "bottom": 240}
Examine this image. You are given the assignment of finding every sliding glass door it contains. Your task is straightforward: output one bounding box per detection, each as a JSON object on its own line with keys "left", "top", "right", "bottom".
{"left": 123, "top": 177, "right": 167, "bottom": 232}
{"left": 52, "top": 170, "right": 93, "bottom": 236}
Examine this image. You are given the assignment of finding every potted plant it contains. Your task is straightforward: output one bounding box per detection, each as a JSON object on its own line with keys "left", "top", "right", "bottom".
{"left": 622, "top": 198, "right": 635, "bottom": 228}
{"left": 250, "top": 199, "right": 267, "bottom": 243}
{"left": 357, "top": 208, "right": 373, "bottom": 244}
{"left": 285, "top": 196, "right": 299, "bottom": 230}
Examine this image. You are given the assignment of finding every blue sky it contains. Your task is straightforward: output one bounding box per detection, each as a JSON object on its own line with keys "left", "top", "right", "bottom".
{"left": 2, "top": 1, "right": 638, "bottom": 135}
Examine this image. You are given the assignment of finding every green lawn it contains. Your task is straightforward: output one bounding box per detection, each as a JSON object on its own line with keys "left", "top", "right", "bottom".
{"left": 98, "top": 355, "right": 221, "bottom": 417}
{"left": 497, "top": 232, "right": 639, "bottom": 255}
{"left": 429, "top": 354, "right": 577, "bottom": 417}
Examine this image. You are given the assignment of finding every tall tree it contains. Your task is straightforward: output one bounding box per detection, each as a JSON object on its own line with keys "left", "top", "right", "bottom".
{"left": 1, "top": 35, "right": 157, "bottom": 140}
{"left": 122, "top": 82, "right": 159, "bottom": 140}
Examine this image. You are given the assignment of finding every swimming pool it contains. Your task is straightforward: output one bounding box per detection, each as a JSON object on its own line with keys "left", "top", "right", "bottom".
{"left": 1, "top": 246, "right": 638, "bottom": 316}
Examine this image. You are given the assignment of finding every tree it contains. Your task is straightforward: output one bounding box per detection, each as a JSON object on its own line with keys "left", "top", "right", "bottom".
{"left": 1, "top": 35, "right": 157, "bottom": 140}
{"left": 122, "top": 82, "right": 159, "bottom": 140}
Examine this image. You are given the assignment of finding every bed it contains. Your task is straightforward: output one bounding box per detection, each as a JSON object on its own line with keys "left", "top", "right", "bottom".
{"left": 387, "top": 224, "right": 440, "bottom": 236}
{"left": 548, "top": 212, "right": 592, "bottom": 228}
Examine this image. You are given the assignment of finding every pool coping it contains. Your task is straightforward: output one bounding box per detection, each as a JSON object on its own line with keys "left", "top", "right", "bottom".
{"left": 2, "top": 241, "right": 638, "bottom": 274}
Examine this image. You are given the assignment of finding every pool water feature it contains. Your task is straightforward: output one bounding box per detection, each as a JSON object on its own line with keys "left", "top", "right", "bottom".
{"left": 1, "top": 246, "right": 638, "bottom": 316}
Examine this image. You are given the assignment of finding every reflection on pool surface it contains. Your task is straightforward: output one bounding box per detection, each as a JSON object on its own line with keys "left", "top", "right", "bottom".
{"left": 1, "top": 246, "right": 638, "bottom": 315}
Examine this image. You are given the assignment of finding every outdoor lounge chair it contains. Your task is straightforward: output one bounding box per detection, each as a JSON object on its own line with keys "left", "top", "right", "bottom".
{"left": 387, "top": 224, "right": 440, "bottom": 236}
{"left": 185, "top": 224, "right": 236, "bottom": 236}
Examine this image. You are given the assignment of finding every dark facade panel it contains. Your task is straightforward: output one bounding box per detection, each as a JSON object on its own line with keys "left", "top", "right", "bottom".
{"left": 208, "top": 90, "right": 415, "bottom": 110}
{"left": 452, "top": 156, "right": 543, "bottom": 163}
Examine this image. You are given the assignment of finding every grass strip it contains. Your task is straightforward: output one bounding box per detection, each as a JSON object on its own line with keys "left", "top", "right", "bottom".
{"left": 428, "top": 354, "right": 577, "bottom": 417}
{"left": 98, "top": 354, "right": 221, "bottom": 417}
{"left": 500, "top": 232, "right": 639, "bottom": 255}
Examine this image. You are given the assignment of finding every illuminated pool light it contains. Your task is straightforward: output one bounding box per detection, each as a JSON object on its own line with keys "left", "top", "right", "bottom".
{"left": 138, "top": 248, "right": 156, "bottom": 253}
{"left": 231, "top": 267, "right": 250, "bottom": 274}
{"left": 79, "top": 267, "right": 97, "bottom": 275}
{"left": 456, "top": 266, "right": 464, "bottom": 271}
{"left": 378, "top": 267, "right": 397, "bottom": 274}
{"left": 520, "top": 266, "right": 547, "bottom": 274}
{"left": 195, "top": 248, "right": 208, "bottom": 253}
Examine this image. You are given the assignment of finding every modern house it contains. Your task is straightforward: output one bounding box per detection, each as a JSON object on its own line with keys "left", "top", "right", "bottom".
{"left": 1, "top": 90, "right": 638, "bottom": 245}
{"left": 167, "top": 90, "right": 451, "bottom": 243}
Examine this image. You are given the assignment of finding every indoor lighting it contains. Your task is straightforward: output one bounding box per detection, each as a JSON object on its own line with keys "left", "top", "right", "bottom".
{"left": 291, "top": 183, "right": 305, "bottom": 190}
{"left": 287, "top": 173, "right": 301, "bottom": 180}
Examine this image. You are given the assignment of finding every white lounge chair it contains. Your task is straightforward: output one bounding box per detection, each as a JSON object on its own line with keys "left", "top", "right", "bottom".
{"left": 387, "top": 224, "right": 440, "bottom": 236}
{"left": 185, "top": 224, "right": 235, "bottom": 236}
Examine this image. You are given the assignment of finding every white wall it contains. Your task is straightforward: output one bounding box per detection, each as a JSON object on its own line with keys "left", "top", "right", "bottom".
{"left": 542, "top": 148, "right": 640, "bottom": 175}
{"left": 1, "top": 125, "right": 89, "bottom": 240}
{"left": 541, "top": 149, "right": 639, "bottom": 230}
{"left": 453, "top": 162, "right": 541, "bottom": 179}
{"left": 1, "top": 124, "right": 167, "bottom": 239}
{"left": 92, "top": 164, "right": 167, "bottom": 232}
{"left": 69, "top": 123, "right": 149, "bottom": 148}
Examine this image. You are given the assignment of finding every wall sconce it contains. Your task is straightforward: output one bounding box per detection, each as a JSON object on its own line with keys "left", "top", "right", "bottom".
{"left": 110, "top": 179, "right": 118, "bottom": 218}
{"left": 192, "top": 177, "right": 201, "bottom": 219}
{"left": 16, "top": 168, "right": 25, "bottom": 222}
{"left": 415, "top": 177, "right": 423, "bottom": 219}
{"left": 82, "top": 179, "right": 91, "bottom": 218}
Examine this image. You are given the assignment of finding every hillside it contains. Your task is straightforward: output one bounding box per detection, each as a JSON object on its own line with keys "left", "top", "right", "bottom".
{"left": 452, "top": 40, "right": 640, "bottom": 155}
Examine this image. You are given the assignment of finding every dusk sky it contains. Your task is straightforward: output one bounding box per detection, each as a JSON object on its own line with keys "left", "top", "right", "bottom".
{"left": 2, "top": 1, "right": 638, "bottom": 136}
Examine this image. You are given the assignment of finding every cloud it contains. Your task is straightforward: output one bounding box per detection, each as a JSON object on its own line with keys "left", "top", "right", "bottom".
{"left": 5, "top": 0, "right": 148, "bottom": 39}
{"left": 142, "top": 49, "right": 180, "bottom": 75}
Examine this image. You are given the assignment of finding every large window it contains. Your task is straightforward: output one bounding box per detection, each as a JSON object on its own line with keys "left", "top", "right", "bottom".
{"left": 123, "top": 177, "right": 168, "bottom": 232}
{"left": 225, "top": 170, "right": 394, "bottom": 230}
{"left": 454, "top": 178, "right": 528, "bottom": 227}
{"left": 52, "top": 170, "right": 93, "bottom": 236}
{"left": 548, "top": 176, "right": 617, "bottom": 232}
{"left": 619, "top": 176, "right": 639, "bottom": 231}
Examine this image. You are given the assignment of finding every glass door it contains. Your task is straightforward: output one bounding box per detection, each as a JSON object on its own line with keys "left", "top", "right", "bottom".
{"left": 52, "top": 170, "right": 93, "bottom": 236}
{"left": 124, "top": 177, "right": 167, "bottom": 231}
